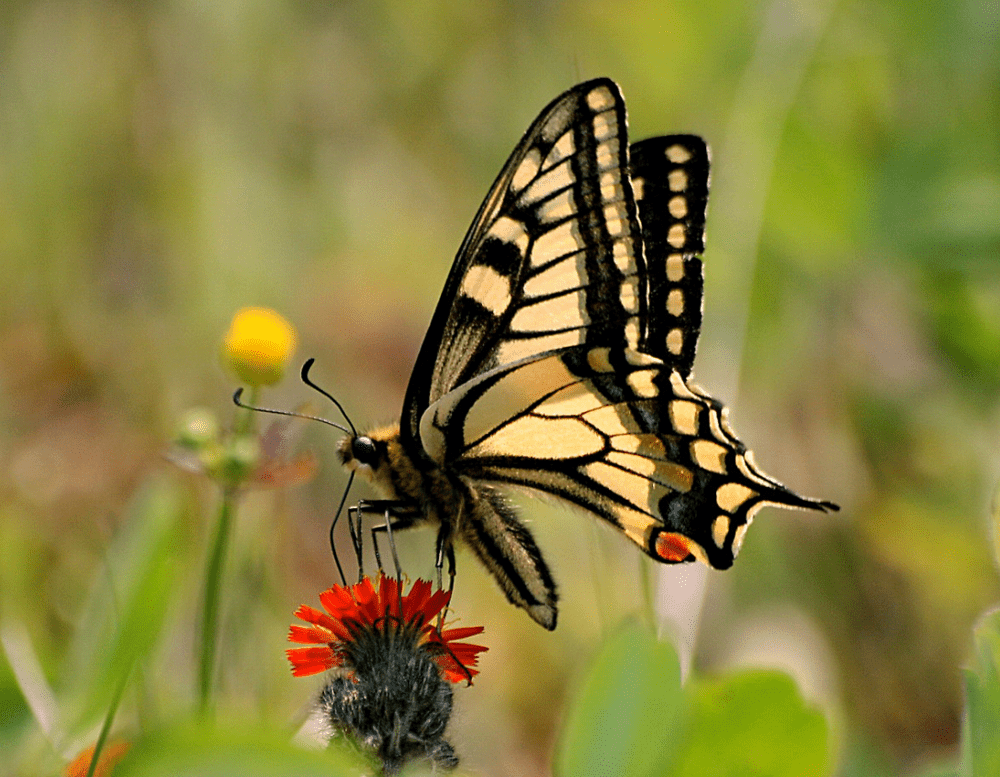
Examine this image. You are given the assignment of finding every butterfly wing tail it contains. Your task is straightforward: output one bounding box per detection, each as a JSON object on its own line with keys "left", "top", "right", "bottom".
{"left": 769, "top": 489, "right": 840, "bottom": 513}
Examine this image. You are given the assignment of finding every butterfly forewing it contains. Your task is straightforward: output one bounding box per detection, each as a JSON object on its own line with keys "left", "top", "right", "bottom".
{"left": 400, "top": 79, "right": 647, "bottom": 455}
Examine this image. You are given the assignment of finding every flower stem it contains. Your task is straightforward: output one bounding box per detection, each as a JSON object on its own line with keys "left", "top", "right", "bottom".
{"left": 85, "top": 660, "right": 131, "bottom": 777}
{"left": 198, "top": 485, "right": 235, "bottom": 714}
{"left": 197, "top": 386, "right": 258, "bottom": 713}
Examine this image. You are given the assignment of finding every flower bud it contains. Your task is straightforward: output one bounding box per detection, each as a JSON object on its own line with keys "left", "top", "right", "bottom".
{"left": 176, "top": 407, "right": 220, "bottom": 451}
{"left": 222, "top": 307, "right": 297, "bottom": 386}
{"left": 216, "top": 434, "right": 261, "bottom": 485}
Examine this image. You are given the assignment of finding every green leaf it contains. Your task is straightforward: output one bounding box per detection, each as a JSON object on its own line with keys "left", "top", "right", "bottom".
{"left": 63, "top": 475, "right": 185, "bottom": 714}
{"left": 554, "top": 622, "right": 685, "bottom": 777}
{"left": 962, "top": 608, "right": 1000, "bottom": 777}
{"left": 114, "top": 720, "right": 370, "bottom": 777}
{"left": 671, "top": 670, "right": 829, "bottom": 777}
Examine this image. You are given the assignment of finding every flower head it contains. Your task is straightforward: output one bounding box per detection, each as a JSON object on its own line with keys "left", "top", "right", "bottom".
{"left": 287, "top": 575, "right": 487, "bottom": 774}
{"left": 287, "top": 574, "right": 486, "bottom": 684}
{"left": 222, "top": 307, "right": 297, "bottom": 386}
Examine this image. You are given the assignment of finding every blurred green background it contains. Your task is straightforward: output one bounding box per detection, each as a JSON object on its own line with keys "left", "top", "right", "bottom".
{"left": 1, "top": 0, "right": 998, "bottom": 774}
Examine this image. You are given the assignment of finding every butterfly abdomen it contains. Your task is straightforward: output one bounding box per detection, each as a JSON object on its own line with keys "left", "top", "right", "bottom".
{"left": 459, "top": 485, "right": 558, "bottom": 629}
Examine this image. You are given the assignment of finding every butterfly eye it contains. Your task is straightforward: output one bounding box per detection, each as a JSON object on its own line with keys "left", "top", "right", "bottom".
{"left": 351, "top": 436, "right": 379, "bottom": 467}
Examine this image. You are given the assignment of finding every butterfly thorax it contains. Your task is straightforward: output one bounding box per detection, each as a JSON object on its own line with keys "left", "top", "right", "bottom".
{"left": 338, "top": 424, "right": 461, "bottom": 530}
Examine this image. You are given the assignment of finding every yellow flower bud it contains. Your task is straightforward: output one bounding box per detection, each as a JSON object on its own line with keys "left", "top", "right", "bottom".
{"left": 222, "top": 307, "right": 298, "bottom": 386}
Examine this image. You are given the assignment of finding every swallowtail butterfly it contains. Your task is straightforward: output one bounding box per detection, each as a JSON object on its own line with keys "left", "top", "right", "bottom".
{"left": 338, "top": 78, "right": 838, "bottom": 630}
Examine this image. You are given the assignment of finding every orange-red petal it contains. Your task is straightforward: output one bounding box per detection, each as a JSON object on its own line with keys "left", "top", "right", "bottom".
{"left": 286, "top": 646, "right": 340, "bottom": 676}
{"left": 438, "top": 626, "right": 485, "bottom": 641}
{"left": 377, "top": 575, "right": 402, "bottom": 619}
{"left": 294, "top": 604, "right": 338, "bottom": 631}
{"left": 404, "top": 578, "right": 433, "bottom": 614}
{"left": 294, "top": 605, "right": 351, "bottom": 641}
{"left": 287, "top": 574, "right": 486, "bottom": 684}
{"left": 422, "top": 588, "right": 452, "bottom": 622}
{"left": 288, "top": 624, "right": 335, "bottom": 644}
{"left": 352, "top": 578, "right": 380, "bottom": 621}
{"left": 447, "top": 640, "right": 487, "bottom": 659}
{"left": 319, "top": 584, "right": 356, "bottom": 612}
{"left": 437, "top": 657, "right": 479, "bottom": 683}
{"left": 447, "top": 643, "right": 487, "bottom": 669}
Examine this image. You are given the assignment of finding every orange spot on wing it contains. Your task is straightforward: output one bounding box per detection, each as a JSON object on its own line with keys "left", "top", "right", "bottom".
{"left": 655, "top": 532, "right": 695, "bottom": 562}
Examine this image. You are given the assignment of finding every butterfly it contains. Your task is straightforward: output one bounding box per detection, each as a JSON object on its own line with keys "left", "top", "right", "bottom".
{"left": 337, "top": 78, "right": 838, "bottom": 630}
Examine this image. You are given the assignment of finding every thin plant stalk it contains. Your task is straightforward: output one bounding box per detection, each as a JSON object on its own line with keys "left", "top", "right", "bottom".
{"left": 84, "top": 660, "right": 131, "bottom": 777}
{"left": 197, "top": 486, "right": 236, "bottom": 713}
{"left": 197, "top": 387, "right": 257, "bottom": 713}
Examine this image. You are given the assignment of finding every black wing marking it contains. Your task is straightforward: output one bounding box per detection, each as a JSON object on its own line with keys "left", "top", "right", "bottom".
{"left": 399, "top": 78, "right": 646, "bottom": 461}
{"left": 630, "top": 135, "right": 710, "bottom": 376}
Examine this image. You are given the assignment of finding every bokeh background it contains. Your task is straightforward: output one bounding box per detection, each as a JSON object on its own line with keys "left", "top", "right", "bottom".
{"left": 2, "top": 0, "right": 999, "bottom": 774}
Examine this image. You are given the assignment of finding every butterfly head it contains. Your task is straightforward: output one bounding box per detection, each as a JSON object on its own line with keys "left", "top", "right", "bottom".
{"left": 336, "top": 425, "right": 401, "bottom": 493}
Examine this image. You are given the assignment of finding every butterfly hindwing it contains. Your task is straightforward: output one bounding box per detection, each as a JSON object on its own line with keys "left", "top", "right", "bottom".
{"left": 630, "top": 135, "right": 710, "bottom": 376}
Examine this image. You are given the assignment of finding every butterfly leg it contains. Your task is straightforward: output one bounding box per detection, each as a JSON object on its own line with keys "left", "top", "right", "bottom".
{"left": 346, "top": 503, "right": 365, "bottom": 582}
{"left": 379, "top": 505, "right": 403, "bottom": 588}
{"left": 433, "top": 525, "right": 446, "bottom": 591}
{"left": 433, "top": 527, "right": 457, "bottom": 631}
{"left": 362, "top": 499, "right": 418, "bottom": 582}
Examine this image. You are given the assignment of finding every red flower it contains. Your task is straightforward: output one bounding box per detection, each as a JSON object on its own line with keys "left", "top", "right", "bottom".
{"left": 287, "top": 575, "right": 487, "bottom": 684}
{"left": 65, "top": 741, "right": 130, "bottom": 777}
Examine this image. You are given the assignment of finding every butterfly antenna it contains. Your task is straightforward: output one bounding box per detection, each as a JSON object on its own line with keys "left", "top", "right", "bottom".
{"left": 300, "top": 358, "right": 357, "bottom": 436}
{"left": 232, "top": 388, "right": 357, "bottom": 584}
{"left": 231, "top": 389, "right": 350, "bottom": 434}
{"left": 296, "top": 358, "right": 361, "bottom": 583}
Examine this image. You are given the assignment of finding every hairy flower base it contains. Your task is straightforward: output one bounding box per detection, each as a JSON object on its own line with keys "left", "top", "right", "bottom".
{"left": 317, "top": 625, "right": 458, "bottom": 775}
{"left": 287, "top": 575, "right": 487, "bottom": 775}
{"left": 287, "top": 575, "right": 486, "bottom": 684}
